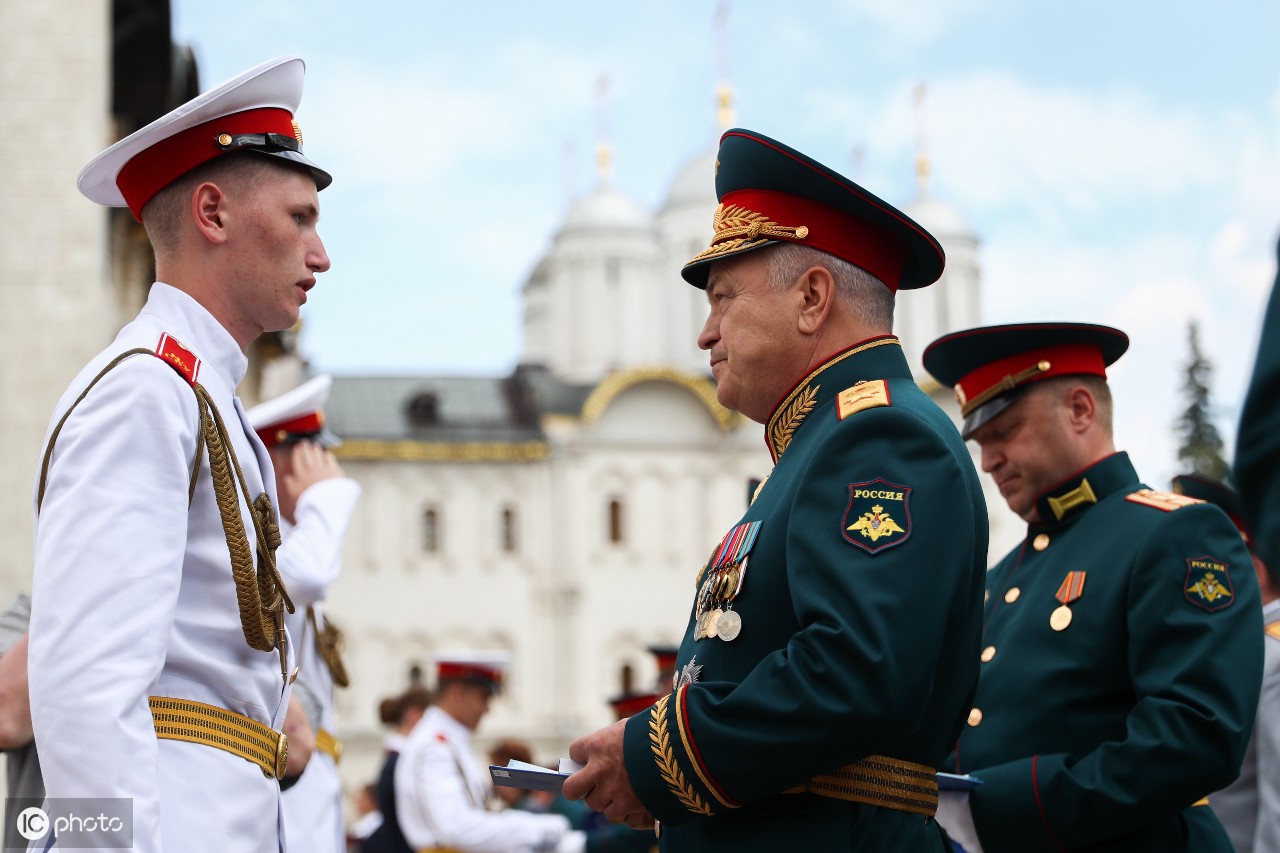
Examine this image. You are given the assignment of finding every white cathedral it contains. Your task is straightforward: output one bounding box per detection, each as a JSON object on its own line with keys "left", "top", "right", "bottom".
{"left": 0, "top": 0, "right": 1019, "bottom": 807}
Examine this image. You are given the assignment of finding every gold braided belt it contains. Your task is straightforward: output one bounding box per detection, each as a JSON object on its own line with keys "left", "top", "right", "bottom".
{"left": 150, "top": 696, "right": 288, "bottom": 780}
{"left": 315, "top": 727, "right": 343, "bottom": 764}
{"left": 784, "top": 755, "right": 939, "bottom": 817}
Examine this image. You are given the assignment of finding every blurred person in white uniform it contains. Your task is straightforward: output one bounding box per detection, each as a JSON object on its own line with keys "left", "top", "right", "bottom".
{"left": 249, "top": 375, "right": 362, "bottom": 852}
{"left": 395, "top": 652, "right": 585, "bottom": 853}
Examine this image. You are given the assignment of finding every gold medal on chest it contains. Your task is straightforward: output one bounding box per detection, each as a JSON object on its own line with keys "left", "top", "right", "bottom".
{"left": 1050, "top": 571, "right": 1086, "bottom": 632}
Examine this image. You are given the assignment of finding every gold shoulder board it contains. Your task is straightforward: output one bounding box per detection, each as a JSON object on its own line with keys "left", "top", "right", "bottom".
{"left": 838, "top": 380, "right": 890, "bottom": 420}
{"left": 1125, "top": 488, "right": 1204, "bottom": 512}
{"left": 1265, "top": 620, "right": 1280, "bottom": 642}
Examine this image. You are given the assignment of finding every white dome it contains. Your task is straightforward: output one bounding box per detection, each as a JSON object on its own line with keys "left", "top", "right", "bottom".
{"left": 560, "top": 186, "right": 651, "bottom": 234}
{"left": 662, "top": 147, "right": 717, "bottom": 211}
{"left": 904, "top": 196, "right": 977, "bottom": 243}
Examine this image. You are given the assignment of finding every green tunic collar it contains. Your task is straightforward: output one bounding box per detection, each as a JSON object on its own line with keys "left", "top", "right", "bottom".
{"left": 764, "top": 336, "right": 911, "bottom": 462}
{"left": 1032, "top": 451, "right": 1139, "bottom": 527}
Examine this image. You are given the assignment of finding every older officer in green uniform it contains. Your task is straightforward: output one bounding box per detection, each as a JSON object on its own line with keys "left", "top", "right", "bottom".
{"left": 564, "top": 128, "right": 989, "bottom": 851}
{"left": 923, "top": 322, "right": 1263, "bottom": 853}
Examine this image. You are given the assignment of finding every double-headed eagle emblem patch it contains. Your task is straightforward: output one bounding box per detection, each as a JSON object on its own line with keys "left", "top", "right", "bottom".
{"left": 842, "top": 478, "right": 912, "bottom": 554}
{"left": 1184, "top": 556, "right": 1234, "bottom": 612}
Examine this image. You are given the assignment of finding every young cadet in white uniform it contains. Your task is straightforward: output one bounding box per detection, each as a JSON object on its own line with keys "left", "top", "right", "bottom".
{"left": 248, "top": 375, "right": 362, "bottom": 852}
{"left": 395, "top": 652, "right": 586, "bottom": 853}
{"left": 28, "top": 56, "right": 332, "bottom": 852}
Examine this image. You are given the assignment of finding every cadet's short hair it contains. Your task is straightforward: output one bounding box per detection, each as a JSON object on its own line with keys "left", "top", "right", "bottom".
{"left": 763, "top": 243, "right": 895, "bottom": 331}
{"left": 1033, "top": 375, "right": 1114, "bottom": 435}
{"left": 140, "top": 153, "right": 283, "bottom": 257}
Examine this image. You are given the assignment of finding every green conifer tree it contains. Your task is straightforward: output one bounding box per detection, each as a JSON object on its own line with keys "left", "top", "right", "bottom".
{"left": 1175, "top": 320, "right": 1229, "bottom": 479}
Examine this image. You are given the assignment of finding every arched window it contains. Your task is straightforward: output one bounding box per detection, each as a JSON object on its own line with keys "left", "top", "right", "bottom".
{"left": 620, "top": 663, "right": 634, "bottom": 693}
{"left": 422, "top": 507, "right": 440, "bottom": 553}
{"left": 501, "top": 506, "right": 518, "bottom": 553}
{"left": 608, "top": 498, "right": 624, "bottom": 545}
{"left": 406, "top": 392, "right": 439, "bottom": 426}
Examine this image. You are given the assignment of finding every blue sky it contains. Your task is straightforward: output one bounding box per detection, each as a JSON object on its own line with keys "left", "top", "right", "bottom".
{"left": 172, "top": 0, "right": 1279, "bottom": 488}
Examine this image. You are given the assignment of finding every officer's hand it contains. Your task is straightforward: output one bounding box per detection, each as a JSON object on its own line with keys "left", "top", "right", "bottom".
{"left": 564, "top": 719, "right": 654, "bottom": 829}
{"left": 282, "top": 693, "right": 315, "bottom": 778}
{"left": 0, "top": 633, "right": 33, "bottom": 749}
{"left": 283, "top": 441, "right": 344, "bottom": 501}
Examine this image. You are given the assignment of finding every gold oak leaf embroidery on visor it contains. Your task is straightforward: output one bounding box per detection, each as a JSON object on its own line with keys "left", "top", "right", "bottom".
{"left": 687, "top": 203, "right": 811, "bottom": 264}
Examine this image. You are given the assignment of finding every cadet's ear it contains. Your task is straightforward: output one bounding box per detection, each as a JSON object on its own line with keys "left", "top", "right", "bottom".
{"left": 191, "top": 182, "right": 231, "bottom": 245}
{"left": 795, "top": 266, "right": 836, "bottom": 335}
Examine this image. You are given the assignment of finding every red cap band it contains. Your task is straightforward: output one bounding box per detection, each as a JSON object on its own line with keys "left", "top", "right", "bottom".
{"left": 438, "top": 663, "right": 503, "bottom": 686}
{"left": 116, "top": 107, "right": 297, "bottom": 220}
{"left": 255, "top": 411, "right": 324, "bottom": 447}
{"left": 955, "top": 343, "right": 1108, "bottom": 411}
{"left": 719, "top": 189, "right": 908, "bottom": 291}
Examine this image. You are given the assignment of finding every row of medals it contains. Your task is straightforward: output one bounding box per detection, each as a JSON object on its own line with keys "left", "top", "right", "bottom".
{"left": 694, "top": 556, "right": 747, "bottom": 642}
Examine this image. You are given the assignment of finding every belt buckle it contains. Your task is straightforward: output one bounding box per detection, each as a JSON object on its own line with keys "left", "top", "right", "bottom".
{"left": 271, "top": 731, "right": 289, "bottom": 780}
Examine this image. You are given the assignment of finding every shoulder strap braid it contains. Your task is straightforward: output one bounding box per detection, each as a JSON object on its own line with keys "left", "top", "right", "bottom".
{"left": 38, "top": 348, "right": 202, "bottom": 509}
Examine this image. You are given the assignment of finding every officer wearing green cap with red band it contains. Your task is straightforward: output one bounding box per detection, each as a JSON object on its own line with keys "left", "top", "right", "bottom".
{"left": 923, "top": 322, "right": 1262, "bottom": 853}
{"left": 564, "top": 128, "right": 989, "bottom": 851}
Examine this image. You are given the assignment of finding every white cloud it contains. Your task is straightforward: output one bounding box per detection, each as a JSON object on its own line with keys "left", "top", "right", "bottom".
{"left": 832, "top": 0, "right": 999, "bottom": 47}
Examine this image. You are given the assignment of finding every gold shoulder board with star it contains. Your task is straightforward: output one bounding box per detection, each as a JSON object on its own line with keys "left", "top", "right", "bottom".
{"left": 837, "top": 380, "right": 890, "bottom": 420}
{"left": 1125, "top": 488, "right": 1203, "bottom": 512}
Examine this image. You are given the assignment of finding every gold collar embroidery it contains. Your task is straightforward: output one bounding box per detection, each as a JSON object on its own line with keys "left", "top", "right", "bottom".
{"left": 764, "top": 338, "right": 898, "bottom": 461}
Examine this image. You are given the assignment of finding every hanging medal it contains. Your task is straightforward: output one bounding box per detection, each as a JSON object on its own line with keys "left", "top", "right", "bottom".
{"left": 693, "top": 521, "right": 761, "bottom": 642}
{"left": 1050, "top": 571, "right": 1086, "bottom": 631}
{"left": 716, "top": 557, "right": 748, "bottom": 641}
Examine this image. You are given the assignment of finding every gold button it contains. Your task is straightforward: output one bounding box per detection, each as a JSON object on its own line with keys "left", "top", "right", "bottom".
{"left": 967, "top": 707, "right": 983, "bottom": 726}
{"left": 980, "top": 646, "right": 996, "bottom": 663}
{"left": 1033, "top": 533, "right": 1050, "bottom": 551}
{"left": 1004, "top": 587, "right": 1021, "bottom": 604}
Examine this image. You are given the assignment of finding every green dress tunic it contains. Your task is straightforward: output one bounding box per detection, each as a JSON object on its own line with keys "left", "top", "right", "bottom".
{"left": 623, "top": 337, "right": 989, "bottom": 851}
{"left": 948, "top": 452, "right": 1263, "bottom": 852}
{"left": 1235, "top": 237, "right": 1280, "bottom": 574}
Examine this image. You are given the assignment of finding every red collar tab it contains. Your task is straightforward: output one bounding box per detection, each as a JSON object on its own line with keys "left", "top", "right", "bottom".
{"left": 256, "top": 411, "right": 325, "bottom": 447}
{"left": 116, "top": 107, "right": 298, "bottom": 220}
{"left": 955, "top": 343, "right": 1106, "bottom": 416}
{"left": 153, "top": 333, "right": 201, "bottom": 386}
{"left": 716, "top": 189, "right": 907, "bottom": 291}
